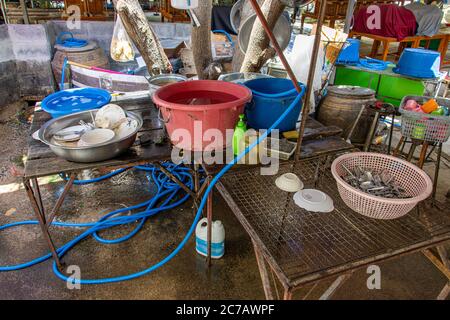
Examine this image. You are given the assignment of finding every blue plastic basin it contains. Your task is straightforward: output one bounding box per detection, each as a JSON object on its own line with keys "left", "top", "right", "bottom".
{"left": 42, "top": 87, "right": 112, "bottom": 118}
{"left": 393, "top": 48, "right": 441, "bottom": 79}
{"left": 243, "top": 78, "right": 306, "bottom": 132}
{"left": 336, "top": 38, "right": 361, "bottom": 64}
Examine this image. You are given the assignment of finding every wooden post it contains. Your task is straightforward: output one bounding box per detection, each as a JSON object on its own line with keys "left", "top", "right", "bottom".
{"left": 191, "top": 0, "right": 214, "bottom": 79}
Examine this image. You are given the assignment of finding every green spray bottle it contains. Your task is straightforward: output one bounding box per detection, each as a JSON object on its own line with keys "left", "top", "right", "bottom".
{"left": 233, "top": 114, "right": 247, "bottom": 156}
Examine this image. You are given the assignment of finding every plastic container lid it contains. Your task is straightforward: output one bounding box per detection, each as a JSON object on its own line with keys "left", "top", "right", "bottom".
{"left": 41, "top": 88, "right": 112, "bottom": 118}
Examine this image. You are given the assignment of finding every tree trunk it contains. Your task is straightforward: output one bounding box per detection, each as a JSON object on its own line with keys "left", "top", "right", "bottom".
{"left": 240, "top": 0, "right": 285, "bottom": 73}
{"left": 114, "top": 0, "right": 171, "bottom": 74}
{"left": 191, "top": 0, "right": 215, "bottom": 79}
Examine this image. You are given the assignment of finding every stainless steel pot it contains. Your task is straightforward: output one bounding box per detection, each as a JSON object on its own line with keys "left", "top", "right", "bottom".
{"left": 38, "top": 110, "right": 143, "bottom": 163}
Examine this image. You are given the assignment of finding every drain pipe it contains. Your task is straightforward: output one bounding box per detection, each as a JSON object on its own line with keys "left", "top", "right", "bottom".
{"left": 293, "top": 0, "right": 328, "bottom": 165}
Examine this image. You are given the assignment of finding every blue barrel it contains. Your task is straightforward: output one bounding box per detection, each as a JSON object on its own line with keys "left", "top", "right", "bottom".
{"left": 244, "top": 78, "right": 306, "bottom": 132}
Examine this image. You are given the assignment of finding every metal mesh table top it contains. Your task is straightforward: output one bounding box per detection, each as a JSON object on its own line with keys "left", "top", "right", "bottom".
{"left": 217, "top": 158, "right": 450, "bottom": 287}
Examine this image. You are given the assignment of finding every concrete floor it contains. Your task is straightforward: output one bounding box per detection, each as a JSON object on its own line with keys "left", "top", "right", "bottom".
{"left": 0, "top": 103, "right": 449, "bottom": 300}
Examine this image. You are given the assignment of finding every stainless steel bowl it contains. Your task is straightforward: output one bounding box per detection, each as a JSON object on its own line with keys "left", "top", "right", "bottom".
{"left": 38, "top": 110, "right": 143, "bottom": 163}
{"left": 238, "top": 13, "right": 292, "bottom": 54}
{"left": 148, "top": 74, "right": 187, "bottom": 96}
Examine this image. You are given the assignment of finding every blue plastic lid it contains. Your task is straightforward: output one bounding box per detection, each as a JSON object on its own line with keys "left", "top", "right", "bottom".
{"left": 42, "top": 88, "right": 112, "bottom": 118}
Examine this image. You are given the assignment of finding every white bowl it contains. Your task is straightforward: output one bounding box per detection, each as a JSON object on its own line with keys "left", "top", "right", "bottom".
{"left": 275, "top": 173, "right": 304, "bottom": 193}
{"left": 95, "top": 104, "right": 126, "bottom": 129}
{"left": 115, "top": 118, "right": 138, "bottom": 139}
{"left": 79, "top": 129, "right": 115, "bottom": 147}
{"left": 293, "top": 189, "right": 334, "bottom": 213}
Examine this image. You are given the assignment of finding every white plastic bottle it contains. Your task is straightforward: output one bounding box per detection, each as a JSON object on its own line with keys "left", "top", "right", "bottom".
{"left": 195, "top": 218, "right": 225, "bottom": 259}
{"left": 171, "top": 0, "right": 198, "bottom": 10}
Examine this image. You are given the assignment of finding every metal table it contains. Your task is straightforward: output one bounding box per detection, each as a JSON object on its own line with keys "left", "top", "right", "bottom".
{"left": 205, "top": 157, "right": 450, "bottom": 300}
{"left": 22, "top": 99, "right": 208, "bottom": 271}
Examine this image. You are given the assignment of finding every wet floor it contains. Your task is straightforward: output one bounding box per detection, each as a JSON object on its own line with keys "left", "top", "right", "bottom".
{"left": 0, "top": 103, "right": 449, "bottom": 300}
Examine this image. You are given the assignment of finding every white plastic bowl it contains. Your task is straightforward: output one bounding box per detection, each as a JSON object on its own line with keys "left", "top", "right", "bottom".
{"left": 275, "top": 173, "right": 304, "bottom": 193}
{"left": 95, "top": 104, "right": 126, "bottom": 129}
{"left": 79, "top": 129, "right": 115, "bottom": 147}
{"left": 293, "top": 189, "right": 334, "bottom": 213}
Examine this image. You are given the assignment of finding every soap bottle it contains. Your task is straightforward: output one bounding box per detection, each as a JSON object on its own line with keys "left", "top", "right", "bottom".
{"left": 233, "top": 114, "right": 247, "bottom": 156}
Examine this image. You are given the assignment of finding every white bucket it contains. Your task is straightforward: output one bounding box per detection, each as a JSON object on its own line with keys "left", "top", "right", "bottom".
{"left": 171, "top": 0, "right": 198, "bottom": 10}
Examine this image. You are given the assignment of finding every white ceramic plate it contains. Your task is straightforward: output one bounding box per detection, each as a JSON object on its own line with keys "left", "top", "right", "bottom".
{"left": 293, "top": 189, "right": 334, "bottom": 213}
{"left": 79, "top": 128, "right": 115, "bottom": 147}
{"left": 53, "top": 125, "right": 86, "bottom": 142}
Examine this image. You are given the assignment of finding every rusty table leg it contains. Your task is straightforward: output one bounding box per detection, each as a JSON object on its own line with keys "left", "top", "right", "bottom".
{"left": 206, "top": 175, "right": 213, "bottom": 267}
{"left": 23, "top": 178, "right": 64, "bottom": 271}
{"left": 283, "top": 288, "right": 293, "bottom": 300}
{"left": 253, "top": 241, "right": 275, "bottom": 300}
{"left": 364, "top": 111, "right": 380, "bottom": 152}
{"left": 406, "top": 141, "right": 418, "bottom": 162}
{"left": 47, "top": 174, "right": 76, "bottom": 226}
{"left": 417, "top": 141, "right": 429, "bottom": 169}
{"left": 432, "top": 143, "right": 442, "bottom": 204}
{"left": 319, "top": 273, "right": 353, "bottom": 300}
{"left": 393, "top": 136, "right": 405, "bottom": 157}
{"left": 387, "top": 113, "right": 395, "bottom": 154}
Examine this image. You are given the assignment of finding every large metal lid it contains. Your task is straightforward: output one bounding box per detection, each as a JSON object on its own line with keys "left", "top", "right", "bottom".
{"left": 327, "top": 85, "right": 375, "bottom": 98}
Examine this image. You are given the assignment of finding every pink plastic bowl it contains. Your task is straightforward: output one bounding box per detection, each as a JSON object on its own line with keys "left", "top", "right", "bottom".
{"left": 152, "top": 80, "right": 252, "bottom": 151}
{"left": 331, "top": 152, "right": 433, "bottom": 220}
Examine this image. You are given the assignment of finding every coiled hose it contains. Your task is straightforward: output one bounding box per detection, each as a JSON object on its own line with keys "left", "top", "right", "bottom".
{"left": 0, "top": 88, "right": 305, "bottom": 284}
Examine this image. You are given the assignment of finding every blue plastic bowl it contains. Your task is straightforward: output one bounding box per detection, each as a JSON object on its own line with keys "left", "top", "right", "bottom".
{"left": 42, "top": 88, "right": 112, "bottom": 118}
{"left": 393, "top": 48, "right": 441, "bottom": 79}
{"left": 244, "top": 78, "right": 306, "bottom": 132}
{"left": 336, "top": 38, "right": 361, "bottom": 64}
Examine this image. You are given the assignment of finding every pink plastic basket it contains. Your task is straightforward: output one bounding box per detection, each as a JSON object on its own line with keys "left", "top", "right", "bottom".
{"left": 331, "top": 153, "right": 433, "bottom": 220}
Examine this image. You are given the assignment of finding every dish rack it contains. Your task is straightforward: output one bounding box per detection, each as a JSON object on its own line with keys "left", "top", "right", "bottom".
{"left": 399, "top": 95, "right": 450, "bottom": 143}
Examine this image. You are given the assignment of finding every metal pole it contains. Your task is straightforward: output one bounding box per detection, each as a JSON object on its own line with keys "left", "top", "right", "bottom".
{"left": 248, "top": 0, "right": 302, "bottom": 93}
{"left": 294, "top": 0, "right": 328, "bottom": 164}
{"left": 19, "top": 0, "right": 29, "bottom": 24}
{"left": 344, "top": 0, "right": 356, "bottom": 34}
{"left": 1, "top": 0, "right": 8, "bottom": 24}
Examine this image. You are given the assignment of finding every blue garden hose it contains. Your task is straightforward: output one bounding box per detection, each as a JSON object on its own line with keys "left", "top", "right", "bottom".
{"left": 0, "top": 89, "right": 305, "bottom": 284}
{"left": 61, "top": 57, "right": 68, "bottom": 90}
{"left": 358, "top": 57, "right": 389, "bottom": 71}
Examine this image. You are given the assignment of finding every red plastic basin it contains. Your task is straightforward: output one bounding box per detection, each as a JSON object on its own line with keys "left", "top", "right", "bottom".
{"left": 152, "top": 80, "right": 252, "bottom": 151}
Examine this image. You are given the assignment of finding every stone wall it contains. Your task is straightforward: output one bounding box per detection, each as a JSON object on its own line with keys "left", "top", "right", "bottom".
{"left": 0, "top": 21, "right": 192, "bottom": 108}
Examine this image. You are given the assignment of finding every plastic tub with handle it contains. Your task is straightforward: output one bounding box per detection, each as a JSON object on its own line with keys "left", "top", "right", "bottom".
{"left": 244, "top": 78, "right": 306, "bottom": 132}
{"left": 152, "top": 80, "right": 252, "bottom": 151}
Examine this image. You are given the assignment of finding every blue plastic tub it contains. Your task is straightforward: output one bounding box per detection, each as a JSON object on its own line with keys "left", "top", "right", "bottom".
{"left": 244, "top": 78, "right": 306, "bottom": 132}
{"left": 336, "top": 38, "right": 360, "bottom": 64}
{"left": 42, "top": 87, "right": 111, "bottom": 118}
{"left": 393, "top": 48, "right": 441, "bottom": 79}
